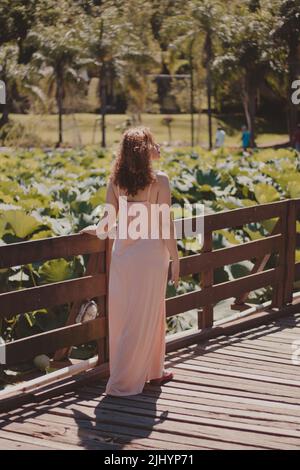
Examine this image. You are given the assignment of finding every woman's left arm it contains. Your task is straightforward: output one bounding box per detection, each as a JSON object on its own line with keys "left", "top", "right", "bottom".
{"left": 79, "top": 179, "right": 119, "bottom": 237}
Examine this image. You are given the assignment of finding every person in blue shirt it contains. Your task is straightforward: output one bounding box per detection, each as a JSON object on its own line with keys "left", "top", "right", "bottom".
{"left": 241, "top": 126, "right": 251, "bottom": 151}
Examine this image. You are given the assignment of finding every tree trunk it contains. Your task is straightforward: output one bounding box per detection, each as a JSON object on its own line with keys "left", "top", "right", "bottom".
{"left": 0, "top": 103, "right": 9, "bottom": 128}
{"left": 189, "top": 41, "right": 195, "bottom": 148}
{"left": 167, "top": 123, "right": 172, "bottom": 145}
{"left": 196, "top": 109, "right": 202, "bottom": 146}
{"left": 56, "top": 73, "right": 63, "bottom": 147}
{"left": 248, "top": 86, "right": 256, "bottom": 147}
{"left": 204, "top": 32, "right": 213, "bottom": 150}
{"left": 287, "top": 43, "right": 299, "bottom": 143}
{"left": 242, "top": 94, "right": 251, "bottom": 131}
{"left": 0, "top": 73, "right": 9, "bottom": 128}
{"left": 207, "top": 65, "right": 212, "bottom": 150}
{"left": 100, "top": 64, "right": 106, "bottom": 148}
{"left": 242, "top": 73, "right": 256, "bottom": 147}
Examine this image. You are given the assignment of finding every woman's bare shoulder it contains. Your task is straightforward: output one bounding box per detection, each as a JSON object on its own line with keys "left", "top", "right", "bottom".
{"left": 155, "top": 170, "right": 169, "bottom": 186}
{"left": 107, "top": 176, "right": 118, "bottom": 197}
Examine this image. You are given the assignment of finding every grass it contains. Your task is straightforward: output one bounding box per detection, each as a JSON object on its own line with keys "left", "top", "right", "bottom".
{"left": 9, "top": 112, "right": 289, "bottom": 148}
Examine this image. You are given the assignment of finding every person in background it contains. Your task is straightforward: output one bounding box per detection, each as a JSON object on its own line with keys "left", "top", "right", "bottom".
{"left": 292, "top": 123, "right": 300, "bottom": 152}
{"left": 241, "top": 125, "right": 251, "bottom": 151}
{"left": 215, "top": 125, "right": 226, "bottom": 148}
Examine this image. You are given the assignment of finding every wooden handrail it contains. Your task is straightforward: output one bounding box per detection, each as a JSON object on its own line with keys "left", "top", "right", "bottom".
{"left": 5, "top": 317, "right": 106, "bottom": 364}
{"left": 0, "top": 273, "right": 106, "bottom": 319}
{"left": 0, "top": 233, "right": 106, "bottom": 269}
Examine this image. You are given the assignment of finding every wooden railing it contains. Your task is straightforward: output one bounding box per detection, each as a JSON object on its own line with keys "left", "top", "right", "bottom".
{"left": 0, "top": 235, "right": 110, "bottom": 366}
{"left": 1, "top": 198, "right": 300, "bottom": 369}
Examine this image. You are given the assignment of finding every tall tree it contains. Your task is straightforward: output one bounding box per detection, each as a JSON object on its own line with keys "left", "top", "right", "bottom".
{"left": 119, "top": 0, "right": 162, "bottom": 124}
{"left": 0, "top": 44, "right": 44, "bottom": 127}
{"left": 215, "top": 1, "right": 275, "bottom": 147}
{"left": 0, "top": 0, "right": 39, "bottom": 62}
{"left": 28, "top": 3, "right": 87, "bottom": 145}
{"left": 85, "top": 1, "right": 125, "bottom": 147}
{"left": 160, "top": 0, "right": 220, "bottom": 149}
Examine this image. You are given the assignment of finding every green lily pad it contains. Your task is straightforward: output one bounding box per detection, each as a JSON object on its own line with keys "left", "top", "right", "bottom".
{"left": 38, "top": 258, "right": 75, "bottom": 283}
{"left": 2, "top": 210, "right": 43, "bottom": 238}
{"left": 254, "top": 183, "right": 281, "bottom": 204}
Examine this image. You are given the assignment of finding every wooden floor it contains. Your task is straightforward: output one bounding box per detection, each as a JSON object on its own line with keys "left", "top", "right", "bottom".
{"left": 1, "top": 312, "right": 300, "bottom": 450}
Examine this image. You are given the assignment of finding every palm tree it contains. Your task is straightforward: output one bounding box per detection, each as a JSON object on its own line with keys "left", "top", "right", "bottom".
{"left": 160, "top": 0, "right": 220, "bottom": 149}
{"left": 0, "top": 0, "right": 38, "bottom": 62}
{"left": 0, "top": 44, "right": 44, "bottom": 128}
{"left": 28, "top": 19, "right": 87, "bottom": 146}
{"left": 194, "top": 3, "right": 216, "bottom": 150}
{"left": 119, "top": 0, "right": 162, "bottom": 124}
{"left": 85, "top": 4, "right": 125, "bottom": 148}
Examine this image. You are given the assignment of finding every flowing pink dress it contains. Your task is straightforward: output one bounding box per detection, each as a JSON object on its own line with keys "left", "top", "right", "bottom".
{"left": 105, "top": 180, "right": 170, "bottom": 396}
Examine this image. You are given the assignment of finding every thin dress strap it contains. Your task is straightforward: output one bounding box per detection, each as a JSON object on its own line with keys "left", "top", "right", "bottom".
{"left": 146, "top": 182, "right": 152, "bottom": 202}
{"left": 117, "top": 183, "right": 152, "bottom": 201}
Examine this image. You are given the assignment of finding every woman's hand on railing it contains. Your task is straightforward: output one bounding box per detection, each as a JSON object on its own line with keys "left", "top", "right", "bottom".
{"left": 171, "top": 258, "right": 180, "bottom": 288}
{"left": 79, "top": 225, "right": 97, "bottom": 236}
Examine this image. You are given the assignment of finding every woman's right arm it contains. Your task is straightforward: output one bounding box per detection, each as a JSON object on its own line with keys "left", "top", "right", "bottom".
{"left": 79, "top": 178, "right": 118, "bottom": 238}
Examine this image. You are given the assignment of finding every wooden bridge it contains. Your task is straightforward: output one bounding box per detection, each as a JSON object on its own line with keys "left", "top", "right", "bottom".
{"left": 1, "top": 198, "right": 300, "bottom": 450}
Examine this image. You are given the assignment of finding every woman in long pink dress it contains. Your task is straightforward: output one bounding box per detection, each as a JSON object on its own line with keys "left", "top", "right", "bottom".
{"left": 80, "top": 127, "right": 179, "bottom": 396}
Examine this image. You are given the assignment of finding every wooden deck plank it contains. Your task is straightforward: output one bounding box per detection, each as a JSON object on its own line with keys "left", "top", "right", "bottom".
{"left": 0, "top": 426, "right": 85, "bottom": 450}
{"left": 145, "top": 369, "right": 300, "bottom": 399}
{"left": 12, "top": 415, "right": 212, "bottom": 450}
{"left": 148, "top": 377, "right": 300, "bottom": 404}
{"left": 37, "top": 389, "right": 300, "bottom": 429}
{"left": 170, "top": 355, "right": 300, "bottom": 379}
{"left": 170, "top": 362, "right": 300, "bottom": 387}
{"left": 214, "top": 333, "right": 299, "bottom": 349}
{"left": 0, "top": 433, "right": 54, "bottom": 450}
{"left": 74, "top": 386, "right": 300, "bottom": 419}
{"left": 185, "top": 349, "right": 299, "bottom": 373}
{"left": 10, "top": 403, "right": 300, "bottom": 450}
{"left": 196, "top": 345, "right": 296, "bottom": 366}
{"left": 4, "top": 403, "right": 290, "bottom": 450}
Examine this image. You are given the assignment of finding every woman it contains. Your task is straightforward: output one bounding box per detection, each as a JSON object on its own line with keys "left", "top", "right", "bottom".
{"left": 80, "top": 126, "right": 179, "bottom": 396}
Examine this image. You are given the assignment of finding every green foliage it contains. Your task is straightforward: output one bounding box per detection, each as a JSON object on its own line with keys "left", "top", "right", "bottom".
{"left": 0, "top": 0, "right": 298, "bottom": 147}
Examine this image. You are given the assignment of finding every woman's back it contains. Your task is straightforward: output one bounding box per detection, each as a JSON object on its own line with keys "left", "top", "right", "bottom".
{"left": 113, "top": 171, "right": 171, "bottom": 241}
{"left": 114, "top": 170, "right": 168, "bottom": 203}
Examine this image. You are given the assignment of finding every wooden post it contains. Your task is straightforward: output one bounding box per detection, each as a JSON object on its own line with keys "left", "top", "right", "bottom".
{"left": 96, "top": 241, "right": 108, "bottom": 366}
{"left": 53, "top": 250, "right": 104, "bottom": 362}
{"left": 199, "top": 227, "right": 213, "bottom": 329}
{"left": 233, "top": 219, "right": 281, "bottom": 309}
{"left": 271, "top": 201, "right": 289, "bottom": 308}
{"left": 283, "top": 199, "right": 297, "bottom": 305}
{"left": 101, "top": 237, "right": 113, "bottom": 365}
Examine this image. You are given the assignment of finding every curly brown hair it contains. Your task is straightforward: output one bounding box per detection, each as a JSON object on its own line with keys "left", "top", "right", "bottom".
{"left": 110, "top": 126, "right": 157, "bottom": 197}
